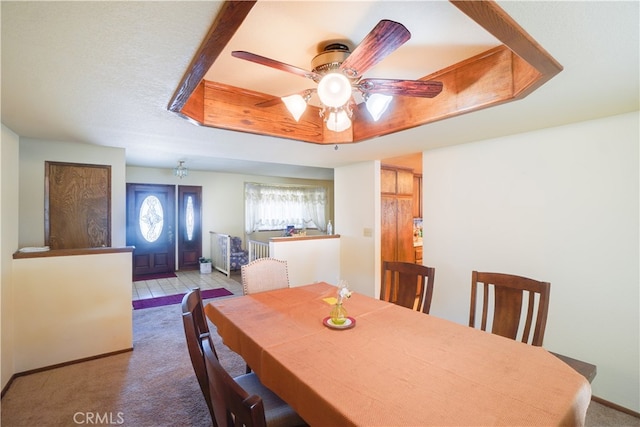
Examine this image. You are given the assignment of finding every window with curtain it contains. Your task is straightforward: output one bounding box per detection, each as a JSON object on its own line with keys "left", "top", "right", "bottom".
{"left": 245, "top": 183, "right": 327, "bottom": 233}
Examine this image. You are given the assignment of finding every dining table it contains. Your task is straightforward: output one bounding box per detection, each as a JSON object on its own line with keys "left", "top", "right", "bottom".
{"left": 204, "top": 282, "right": 591, "bottom": 427}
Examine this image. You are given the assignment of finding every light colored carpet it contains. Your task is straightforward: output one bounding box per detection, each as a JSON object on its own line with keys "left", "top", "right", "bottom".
{"left": 1, "top": 299, "right": 244, "bottom": 427}
{"left": 1, "top": 297, "right": 638, "bottom": 426}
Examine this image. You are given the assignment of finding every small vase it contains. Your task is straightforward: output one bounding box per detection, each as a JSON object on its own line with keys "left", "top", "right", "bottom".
{"left": 330, "top": 302, "right": 348, "bottom": 325}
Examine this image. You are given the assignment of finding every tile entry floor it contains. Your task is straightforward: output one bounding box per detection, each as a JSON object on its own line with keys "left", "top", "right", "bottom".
{"left": 132, "top": 269, "right": 243, "bottom": 301}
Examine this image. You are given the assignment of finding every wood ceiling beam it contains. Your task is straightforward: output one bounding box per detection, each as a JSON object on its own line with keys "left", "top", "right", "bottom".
{"left": 451, "top": 0, "right": 563, "bottom": 80}
{"left": 167, "top": 1, "right": 256, "bottom": 115}
{"left": 170, "top": 0, "right": 562, "bottom": 145}
{"left": 354, "top": 46, "right": 517, "bottom": 142}
{"left": 202, "top": 81, "right": 326, "bottom": 144}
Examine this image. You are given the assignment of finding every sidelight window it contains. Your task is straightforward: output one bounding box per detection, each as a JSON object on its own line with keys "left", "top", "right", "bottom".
{"left": 185, "top": 195, "right": 195, "bottom": 241}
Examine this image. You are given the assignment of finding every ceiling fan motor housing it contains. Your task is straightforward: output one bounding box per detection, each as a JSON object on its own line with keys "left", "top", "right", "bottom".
{"left": 311, "top": 43, "right": 352, "bottom": 76}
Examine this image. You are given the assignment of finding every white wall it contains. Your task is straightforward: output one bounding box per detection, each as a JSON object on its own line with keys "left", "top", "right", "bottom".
{"left": 12, "top": 252, "right": 133, "bottom": 372}
{"left": 422, "top": 112, "right": 639, "bottom": 411}
{"left": 270, "top": 237, "right": 341, "bottom": 286}
{"left": 334, "top": 161, "right": 380, "bottom": 297}
{"left": 1, "top": 124, "right": 20, "bottom": 390}
{"left": 126, "top": 167, "right": 333, "bottom": 260}
{"left": 18, "top": 139, "right": 127, "bottom": 247}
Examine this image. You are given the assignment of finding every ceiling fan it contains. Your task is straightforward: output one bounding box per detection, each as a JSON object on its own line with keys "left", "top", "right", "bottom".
{"left": 231, "top": 19, "right": 443, "bottom": 132}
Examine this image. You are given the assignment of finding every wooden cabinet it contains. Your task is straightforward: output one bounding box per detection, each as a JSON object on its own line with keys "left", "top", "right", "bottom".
{"left": 382, "top": 167, "right": 413, "bottom": 195}
{"left": 412, "top": 174, "right": 422, "bottom": 219}
{"left": 381, "top": 166, "right": 414, "bottom": 264}
{"left": 414, "top": 245, "right": 423, "bottom": 264}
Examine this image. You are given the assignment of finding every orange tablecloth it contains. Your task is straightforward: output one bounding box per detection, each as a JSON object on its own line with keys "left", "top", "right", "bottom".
{"left": 205, "top": 283, "right": 591, "bottom": 427}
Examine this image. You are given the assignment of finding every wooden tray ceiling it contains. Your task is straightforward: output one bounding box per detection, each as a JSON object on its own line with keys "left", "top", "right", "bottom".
{"left": 168, "top": 0, "right": 562, "bottom": 146}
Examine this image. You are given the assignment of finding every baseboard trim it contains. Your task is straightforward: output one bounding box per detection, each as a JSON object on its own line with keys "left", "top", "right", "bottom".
{"left": 592, "top": 395, "right": 640, "bottom": 418}
{"left": 1, "top": 374, "right": 16, "bottom": 398}
{"left": 1, "top": 347, "right": 133, "bottom": 398}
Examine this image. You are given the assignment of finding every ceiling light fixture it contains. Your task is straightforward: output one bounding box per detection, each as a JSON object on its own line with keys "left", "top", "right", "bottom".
{"left": 281, "top": 90, "right": 312, "bottom": 122}
{"left": 274, "top": 40, "right": 407, "bottom": 134}
{"left": 281, "top": 80, "right": 357, "bottom": 132}
{"left": 317, "top": 72, "right": 352, "bottom": 108}
{"left": 325, "top": 108, "right": 352, "bottom": 132}
{"left": 365, "top": 93, "right": 393, "bottom": 122}
{"left": 174, "top": 160, "right": 188, "bottom": 179}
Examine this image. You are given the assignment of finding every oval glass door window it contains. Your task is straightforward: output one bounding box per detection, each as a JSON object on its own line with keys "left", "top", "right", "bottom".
{"left": 139, "top": 195, "right": 164, "bottom": 242}
{"left": 186, "top": 195, "right": 195, "bottom": 241}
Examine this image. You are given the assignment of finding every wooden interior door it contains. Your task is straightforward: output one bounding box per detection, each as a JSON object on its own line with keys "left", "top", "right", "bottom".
{"left": 177, "top": 185, "right": 202, "bottom": 270}
{"left": 381, "top": 166, "right": 415, "bottom": 264}
{"left": 45, "top": 161, "right": 111, "bottom": 249}
{"left": 126, "top": 183, "right": 175, "bottom": 278}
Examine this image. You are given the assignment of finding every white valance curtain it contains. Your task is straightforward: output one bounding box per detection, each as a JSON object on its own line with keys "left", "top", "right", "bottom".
{"left": 245, "top": 183, "right": 327, "bottom": 233}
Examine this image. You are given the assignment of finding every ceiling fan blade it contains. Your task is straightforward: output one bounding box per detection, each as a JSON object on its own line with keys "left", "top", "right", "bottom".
{"left": 339, "top": 20, "right": 411, "bottom": 78}
{"left": 232, "top": 51, "right": 321, "bottom": 81}
{"left": 358, "top": 78, "right": 443, "bottom": 98}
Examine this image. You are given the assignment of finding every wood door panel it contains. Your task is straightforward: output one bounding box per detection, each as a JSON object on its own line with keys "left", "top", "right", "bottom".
{"left": 133, "top": 252, "right": 171, "bottom": 270}
{"left": 45, "top": 162, "right": 111, "bottom": 249}
{"left": 133, "top": 255, "right": 151, "bottom": 269}
{"left": 397, "top": 197, "right": 415, "bottom": 263}
{"left": 381, "top": 196, "right": 398, "bottom": 263}
{"left": 381, "top": 168, "right": 397, "bottom": 194}
{"left": 396, "top": 169, "right": 414, "bottom": 195}
{"left": 413, "top": 174, "right": 422, "bottom": 219}
{"left": 152, "top": 252, "right": 170, "bottom": 268}
{"left": 180, "top": 250, "right": 200, "bottom": 267}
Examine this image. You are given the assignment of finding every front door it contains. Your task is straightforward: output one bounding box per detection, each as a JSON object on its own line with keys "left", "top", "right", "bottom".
{"left": 127, "top": 183, "right": 176, "bottom": 279}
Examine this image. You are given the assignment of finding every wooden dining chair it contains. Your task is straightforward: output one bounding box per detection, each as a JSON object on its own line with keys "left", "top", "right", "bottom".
{"left": 381, "top": 261, "right": 436, "bottom": 314}
{"left": 469, "top": 271, "right": 551, "bottom": 346}
{"left": 201, "top": 336, "right": 307, "bottom": 427}
{"left": 181, "top": 288, "right": 215, "bottom": 419}
{"left": 241, "top": 258, "right": 290, "bottom": 295}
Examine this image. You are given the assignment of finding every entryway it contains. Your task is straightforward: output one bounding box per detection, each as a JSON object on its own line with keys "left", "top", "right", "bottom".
{"left": 132, "top": 270, "right": 242, "bottom": 301}
{"left": 126, "top": 183, "right": 203, "bottom": 281}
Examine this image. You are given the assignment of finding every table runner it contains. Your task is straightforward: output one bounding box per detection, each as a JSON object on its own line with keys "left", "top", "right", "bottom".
{"left": 205, "top": 283, "right": 591, "bottom": 426}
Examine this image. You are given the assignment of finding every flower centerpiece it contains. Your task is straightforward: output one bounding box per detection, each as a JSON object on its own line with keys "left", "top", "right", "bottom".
{"left": 330, "top": 280, "right": 352, "bottom": 325}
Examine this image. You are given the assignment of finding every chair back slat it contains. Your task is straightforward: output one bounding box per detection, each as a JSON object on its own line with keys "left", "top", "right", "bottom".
{"left": 521, "top": 291, "right": 536, "bottom": 344}
{"left": 470, "top": 271, "right": 550, "bottom": 346}
{"left": 381, "top": 261, "right": 436, "bottom": 314}
{"left": 202, "top": 337, "right": 268, "bottom": 427}
{"left": 492, "top": 286, "right": 524, "bottom": 340}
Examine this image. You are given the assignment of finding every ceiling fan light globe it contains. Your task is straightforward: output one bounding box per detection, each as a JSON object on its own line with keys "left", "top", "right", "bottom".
{"left": 365, "top": 93, "right": 393, "bottom": 122}
{"left": 317, "top": 73, "right": 352, "bottom": 108}
{"left": 281, "top": 94, "right": 308, "bottom": 121}
{"left": 326, "top": 109, "right": 351, "bottom": 132}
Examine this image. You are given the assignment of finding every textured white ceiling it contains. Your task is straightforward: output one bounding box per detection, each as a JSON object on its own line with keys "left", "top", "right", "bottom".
{"left": 1, "top": 1, "right": 638, "bottom": 180}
